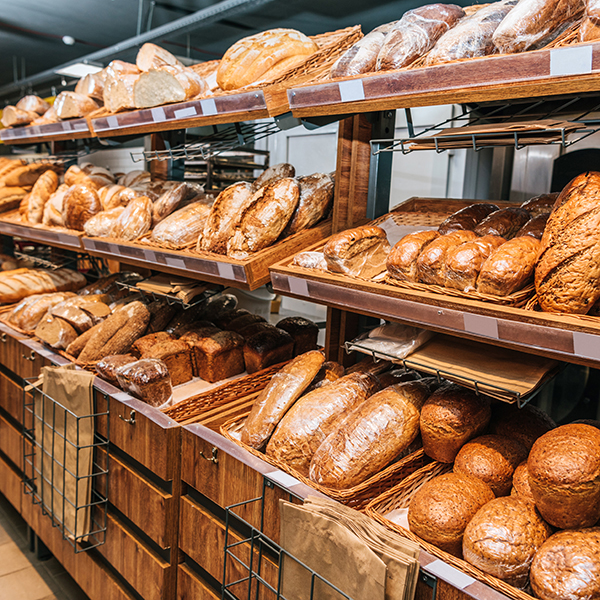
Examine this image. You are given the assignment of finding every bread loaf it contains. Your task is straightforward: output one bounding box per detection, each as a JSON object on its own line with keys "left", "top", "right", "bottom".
{"left": 438, "top": 203, "right": 500, "bottom": 235}
{"left": 0, "top": 106, "right": 37, "bottom": 128}
{"left": 116, "top": 358, "right": 173, "bottom": 407}
{"left": 493, "top": 0, "right": 584, "bottom": 54}
{"left": 252, "top": 163, "right": 295, "bottom": 191}
{"left": 131, "top": 332, "right": 175, "bottom": 357}
{"left": 81, "top": 163, "right": 115, "bottom": 188}
{"left": 511, "top": 461, "right": 535, "bottom": 504}
{"left": 136, "top": 43, "right": 183, "bottom": 72}
{"left": 520, "top": 192, "right": 559, "bottom": 217}
{"left": 4, "top": 163, "right": 57, "bottom": 187}
{"left": 100, "top": 185, "right": 138, "bottom": 210}
{"left": 474, "top": 208, "right": 531, "bottom": 239}
{"left": 528, "top": 423, "right": 600, "bottom": 528}
{"left": 75, "top": 72, "right": 105, "bottom": 101}
{"left": 408, "top": 472, "right": 495, "bottom": 556}
{"left": 580, "top": 15, "right": 600, "bottom": 40}
{"left": 152, "top": 182, "right": 188, "bottom": 224}
{"left": 50, "top": 297, "right": 110, "bottom": 332}
{"left": 16, "top": 95, "right": 50, "bottom": 115}
{"left": 186, "top": 330, "right": 245, "bottom": 383}
{"left": 463, "top": 497, "right": 551, "bottom": 588}
{"left": 376, "top": 4, "right": 465, "bottom": 71}
{"left": 416, "top": 230, "right": 478, "bottom": 285}
{"left": 243, "top": 326, "right": 294, "bottom": 374}
{"left": 62, "top": 184, "right": 102, "bottom": 231}
{"left": 95, "top": 354, "right": 137, "bottom": 386}
{"left": 110, "top": 195, "right": 152, "bottom": 240}
{"left": 143, "top": 340, "right": 194, "bottom": 386}
{"left": 134, "top": 66, "right": 206, "bottom": 109}
{"left": 530, "top": 529, "right": 600, "bottom": 600}
{"left": 31, "top": 106, "right": 58, "bottom": 126}
{"left": 201, "top": 182, "right": 254, "bottom": 254}
{"left": 217, "top": 29, "right": 318, "bottom": 90}
{"left": 240, "top": 350, "right": 325, "bottom": 450}
{"left": 104, "top": 73, "right": 138, "bottom": 113}
{"left": 0, "top": 268, "right": 86, "bottom": 305}
{"left": 309, "top": 380, "right": 432, "bottom": 488}
{"left": 43, "top": 184, "right": 69, "bottom": 227}
{"left": 53, "top": 92, "right": 99, "bottom": 119}
{"left": 228, "top": 178, "right": 300, "bottom": 257}
{"left": 26, "top": 170, "right": 59, "bottom": 224}
{"left": 266, "top": 372, "right": 376, "bottom": 476}
{"left": 275, "top": 317, "right": 318, "bottom": 356}
{"left": 34, "top": 315, "right": 78, "bottom": 349}
{"left": 514, "top": 214, "right": 548, "bottom": 239}
{"left": 13, "top": 291, "right": 75, "bottom": 331}
{"left": 83, "top": 207, "right": 124, "bottom": 237}
{"left": 489, "top": 402, "right": 555, "bottom": 450}
{"left": 420, "top": 383, "right": 492, "bottom": 462}
{"left": 189, "top": 60, "right": 220, "bottom": 93}
{"left": 282, "top": 173, "right": 333, "bottom": 236}
{"left": 386, "top": 230, "right": 439, "bottom": 282}
{"left": 331, "top": 23, "right": 396, "bottom": 78}
{"left": 454, "top": 434, "right": 528, "bottom": 496}
{"left": 324, "top": 226, "right": 391, "bottom": 279}
{"left": 536, "top": 172, "right": 600, "bottom": 313}
{"left": 151, "top": 201, "right": 211, "bottom": 248}
{"left": 426, "top": 0, "right": 518, "bottom": 65}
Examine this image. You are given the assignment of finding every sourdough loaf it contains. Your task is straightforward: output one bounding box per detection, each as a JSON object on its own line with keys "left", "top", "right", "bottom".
{"left": 75, "top": 72, "right": 105, "bottom": 101}
{"left": 151, "top": 201, "right": 211, "bottom": 248}
{"left": 282, "top": 173, "right": 334, "bottom": 236}
{"left": 134, "top": 66, "right": 206, "bottom": 109}
{"left": 62, "top": 184, "right": 102, "bottom": 230}
{"left": 136, "top": 43, "right": 182, "bottom": 71}
{"left": 386, "top": 230, "right": 439, "bottom": 282}
{"left": 520, "top": 192, "right": 559, "bottom": 217}
{"left": 252, "top": 163, "right": 295, "bottom": 191}
{"left": 514, "top": 214, "right": 548, "bottom": 239}
{"left": 0, "top": 106, "right": 37, "bottom": 128}
{"left": 110, "top": 195, "right": 152, "bottom": 240}
{"left": 83, "top": 207, "right": 125, "bottom": 237}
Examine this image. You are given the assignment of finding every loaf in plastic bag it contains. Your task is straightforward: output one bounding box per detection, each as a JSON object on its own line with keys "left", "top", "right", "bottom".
{"left": 416, "top": 230, "right": 477, "bottom": 284}
{"left": 309, "top": 380, "right": 434, "bottom": 489}
{"left": 84, "top": 207, "right": 125, "bottom": 237}
{"left": 426, "top": 0, "right": 518, "bottom": 65}
{"left": 151, "top": 201, "right": 211, "bottom": 248}
{"left": 266, "top": 372, "right": 378, "bottom": 475}
{"left": 240, "top": 350, "right": 325, "bottom": 450}
{"left": 493, "top": 0, "right": 584, "bottom": 53}
{"left": 377, "top": 4, "right": 465, "bottom": 71}
{"left": 116, "top": 358, "right": 173, "bottom": 408}
{"left": 99, "top": 185, "right": 139, "bottom": 210}
{"left": 282, "top": 173, "right": 334, "bottom": 236}
{"left": 110, "top": 195, "right": 152, "bottom": 241}
{"left": 95, "top": 354, "right": 137, "bottom": 386}
{"left": 292, "top": 251, "right": 327, "bottom": 270}
{"left": 349, "top": 323, "right": 434, "bottom": 360}
{"left": 152, "top": 182, "right": 188, "bottom": 224}
{"left": 386, "top": 230, "right": 440, "bottom": 282}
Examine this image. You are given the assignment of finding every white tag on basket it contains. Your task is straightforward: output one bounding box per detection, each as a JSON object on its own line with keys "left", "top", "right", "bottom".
{"left": 573, "top": 332, "right": 600, "bottom": 360}
{"left": 550, "top": 46, "right": 593, "bottom": 77}
{"left": 338, "top": 79, "right": 365, "bottom": 103}
{"left": 463, "top": 313, "right": 499, "bottom": 339}
{"left": 425, "top": 560, "right": 476, "bottom": 590}
{"left": 266, "top": 470, "right": 301, "bottom": 490}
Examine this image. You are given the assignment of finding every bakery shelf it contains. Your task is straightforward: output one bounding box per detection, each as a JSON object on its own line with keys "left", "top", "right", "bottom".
{"left": 0, "top": 118, "right": 92, "bottom": 145}
{"left": 82, "top": 217, "right": 332, "bottom": 291}
{"left": 287, "top": 41, "right": 600, "bottom": 118}
{"left": 0, "top": 215, "right": 84, "bottom": 251}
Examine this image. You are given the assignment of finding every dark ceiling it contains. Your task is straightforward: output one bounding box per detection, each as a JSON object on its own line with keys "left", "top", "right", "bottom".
{"left": 0, "top": 0, "right": 470, "bottom": 102}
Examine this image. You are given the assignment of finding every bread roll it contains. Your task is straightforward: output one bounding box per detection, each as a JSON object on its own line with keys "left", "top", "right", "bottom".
{"left": 474, "top": 207, "right": 531, "bottom": 239}
{"left": 110, "top": 195, "right": 152, "bottom": 241}
{"left": 62, "top": 184, "right": 102, "bottom": 231}
{"left": 408, "top": 472, "right": 495, "bottom": 556}
{"left": 463, "top": 497, "right": 551, "bottom": 588}
{"left": 420, "top": 383, "right": 492, "bottom": 462}
{"left": 454, "top": 434, "right": 528, "bottom": 496}
{"left": 309, "top": 380, "right": 432, "bottom": 489}
{"left": 489, "top": 402, "right": 555, "bottom": 450}
{"left": 511, "top": 461, "right": 535, "bottom": 504}
{"left": 530, "top": 529, "right": 600, "bottom": 600}
{"left": 282, "top": 173, "right": 334, "bottom": 236}
{"left": 217, "top": 29, "right": 318, "bottom": 90}
{"left": 134, "top": 66, "right": 206, "bottom": 108}
{"left": 240, "top": 350, "right": 325, "bottom": 450}
{"left": 528, "top": 423, "right": 600, "bottom": 529}
{"left": 386, "top": 230, "right": 439, "bottom": 282}
{"left": 16, "top": 95, "right": 51, "bottom": 115}
{"left": 53, "top": 92, "right": 99, "bottom": 119}
{"left": 252, "top": 163, "right": 295, "bottom": 191}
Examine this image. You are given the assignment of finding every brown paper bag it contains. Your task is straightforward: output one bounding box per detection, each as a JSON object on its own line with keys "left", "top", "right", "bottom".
{"left": 35, "top": 364, "right": 95, "bottom": 543}
{"left": 280, "top": 501, "right": 387, "bottom": 600}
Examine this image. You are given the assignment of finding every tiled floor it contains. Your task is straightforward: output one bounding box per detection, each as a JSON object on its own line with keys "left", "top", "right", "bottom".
{"left": 0, "top": 493, "right": 89, "bottom": 600}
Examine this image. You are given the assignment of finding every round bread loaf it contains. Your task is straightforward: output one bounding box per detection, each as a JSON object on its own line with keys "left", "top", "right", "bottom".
{"left": 490, "top": 403, "right": 555, "bottom": 450}
{"left": 454, "top": 434, "right": 528, "bottom": 497}
{"left": 420, "top": 383, "right": 491, "bottom": 462}
{"left": 510, "top": 462, "right": 535, "bottom": 505}
{"left": 408, "top": 472, "right": 494, "bottom": 557}
{"left": 463, "top": 496, "right": 551, "bottom": 588}
{"left": 530, "top": 528, "right": 600, "bottom": 600}
{"left": 528, "top": 423, "right": 600, "bottom": 529}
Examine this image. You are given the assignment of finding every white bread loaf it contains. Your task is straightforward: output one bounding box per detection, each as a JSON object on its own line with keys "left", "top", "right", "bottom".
{"left": 103, "top": 73, "right": 138, "bottom": 113}
{"left": 75, "top": 72, "right": 105, "bottom": 100}
{"left": 43, "top": 184, "right": 69, "bottom": 227}
{"left": 31, "top": 106, "right": 58, "bottom": 126}
{"left": 133, "top": 66, "right": 206, "bottom": 108}
{"left": 16, "top": 95, "right": 51, "bottom": 115}
{"left": 1, "top": 106, "right": 37, "bottom": 128}
{"left": 53, "top": 92, "right": 99, "bottom": 119}
{"left": 136, "top": 43, "right": 183, "bottom": 72}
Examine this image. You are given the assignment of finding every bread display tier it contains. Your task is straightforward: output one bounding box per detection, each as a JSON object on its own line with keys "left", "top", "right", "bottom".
{"left": 0, "top": 215, "right": 84, "bottom": 250}
{"left": 0, "top": 118, "right": 91, "bottom": 145}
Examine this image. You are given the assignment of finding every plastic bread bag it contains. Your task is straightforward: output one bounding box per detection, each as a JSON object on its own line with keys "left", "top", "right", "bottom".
{"left": 376, "top": 4, "right": 465, "bottom": 71}
{"left": 309, "top": 380, "right": 433, "bottom": 489}
{"left": 292, "top": 251, "right": 327, "bottom": 270}
{"left": 581, "top": 0, "right": 600, "bottom": 40}
{"left": 493, "top": 0, "right": 584, "bottom": 53}
{"left": 425, "top": 0, "right": 518, "bottom": 65}
{"left": 110, "top": 195, "right": 152, "bottom": 241}
{"left": 349, "top": 323, "right": 434, "bottom": 360}
{"left": 84, "top": 207, "right": 125, "bottom": 238}
{"left": 151, "top": 201, "right": 211, "bottom": 248}
{"left": 152, "top": 182, "right": 188, "bottom": 225}
{"left": 116, "top": 358, "right": 173, "bottom": 409}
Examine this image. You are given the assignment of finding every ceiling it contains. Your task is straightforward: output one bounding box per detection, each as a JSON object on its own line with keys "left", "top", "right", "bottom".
{"left": 0, "top": 0, "right": 471, "bottom": 102}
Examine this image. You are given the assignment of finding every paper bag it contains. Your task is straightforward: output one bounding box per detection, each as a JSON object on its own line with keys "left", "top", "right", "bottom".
{"left": 35, "top": 364, "right": 95, "bottom": 542}
{"left": 280, "top": 501, "right": 386, "bottom": 600}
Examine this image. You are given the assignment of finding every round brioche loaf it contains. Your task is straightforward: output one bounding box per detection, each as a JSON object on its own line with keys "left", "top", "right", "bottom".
{"left": 408, "top": 472, "right": 494, "bottom": 557}
{"left": 463, "top": 496, "right": 551, "bottom": 588}
{"left": 489, "top": 403, "right": 555, "bottom": 450}
{"left": 530, "top": 528, "right": 600, "bottom": 600}
{"left": 510, "top": 461, "right": 535, "bottom": 505}
{"left": 420, "top": 383, "right": 492, "bottom": 462}
{"left": 528, "top": 423, "right": 600, "bottom": 529}
{"left": 454, "top": 434, "right": 528, "bottom": 497}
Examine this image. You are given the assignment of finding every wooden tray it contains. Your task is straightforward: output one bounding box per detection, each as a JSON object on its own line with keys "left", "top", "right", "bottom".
{"left": 0, "top": 118, "right": 91, "bottom": 145}
{"left": 82, "top": 218, "right": 332, "bottom": 291}
{"left": 0, "top": 211, "right": 84, "bottom": 250}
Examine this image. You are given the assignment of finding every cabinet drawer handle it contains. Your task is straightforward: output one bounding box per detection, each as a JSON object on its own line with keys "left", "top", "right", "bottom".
{"left": 118, "top": 410, "right": 136, "bottom": 425}
{"left": 1, "top": 332, "right": 7, "bottom": 343}
{"left": 199, "top": 447, "right": 218, "bottom": 464}
{"left": 22, "top": 351, "right": 36, "bottom": 362}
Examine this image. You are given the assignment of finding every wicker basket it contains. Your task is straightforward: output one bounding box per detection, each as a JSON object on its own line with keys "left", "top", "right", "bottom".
{"left": 221, "top": 414, "right": 429, "bottom": 510}
{"left": 366, "top": 462, "right": 538, "bottom": 600}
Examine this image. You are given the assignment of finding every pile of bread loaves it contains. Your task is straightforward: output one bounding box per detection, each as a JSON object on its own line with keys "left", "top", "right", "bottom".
{"left": 331, "top": 0, "right": 590, "bottom": 77}
{"left": 401, "top": 385, "right": 600, "bottom": 600}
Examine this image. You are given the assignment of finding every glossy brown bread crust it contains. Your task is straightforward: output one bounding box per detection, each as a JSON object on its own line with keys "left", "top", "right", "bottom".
{"left": 511, "top": 462, "right": 535, "bottom": 505}
{"left": 408, "top": 472, "right": 495, "bottom": 557}
{"left": 189, "top": 330, "right": 245, "bottom": 383}
{"left": 95, "top": 354, "right": 137, "bottom": 386}
{"left": 463, "top": 497, "right": 551, "bottom": 588}
{"left": 243, "top": 327, "right": 294, "bottom": 374}
{"left": 386, "top": 230, "right": 439, "bottom": 282}
{"left": 528, "top": 423, "right": 600, "bottom": 529}
{"left": 474, "top": 207, "right": 531, "bottom": 239}
{"left": 276, "top": 316, "right": 319, "bottom": 356}
{"left": 514, "top": 214, "right": 548, "bottom": 239}
{"left": 324, "top": 225, "right": 388, "bottom": 260}
{"left": 304, "top": 360, "right": 345, "bottom": 393}
{"left": 520, "top": 192, "right": 559, "bottom": 217}
{"left": 240, "top": 350, "right": 325, "bottom": 450}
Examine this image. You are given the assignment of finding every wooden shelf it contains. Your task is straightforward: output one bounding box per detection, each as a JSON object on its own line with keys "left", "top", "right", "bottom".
{"left": 0, "top": 119, "right": 91, "bottom": 145}
{"left": 0, "top": 218, "right": 83, "bottom": 251}
{"left": 288, "top": 42, "right": 600, "bottom": 117}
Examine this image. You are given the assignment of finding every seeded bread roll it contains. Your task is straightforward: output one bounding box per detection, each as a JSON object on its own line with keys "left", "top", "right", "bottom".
{"left": 511, "top": 461, "right": 535, "bottom": 505}
{"left": 528, "top": 423, "right": 600, "bottom": 529}
{"left": 408, "top": 472, "right": 495, "bottom": 557}
{"left": 474, "top": 207, "right": 531, "bottom": 239}
{"left": 420, "top": 383, "right": 492, "bottom": 462}
{"left": 454, "top": 434, "right": 528, "bottom": 497}
{"left": 386, "top": 230, "right": 440, "bottom": 282}
{"left": 95, "top": 354, "right": 137, "bottom": 386}
{"left": 463, "top": 497, "right": 551, "bottom": 588}
{"left": 489, "top": 403, "right": 556, "bottom": 450}
{"left": 530, "top": 528, "right": 600, "bottom": 600}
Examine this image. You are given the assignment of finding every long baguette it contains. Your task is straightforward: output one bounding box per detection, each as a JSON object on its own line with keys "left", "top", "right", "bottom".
{"left": 65, "top": 321, "right": 104, "bottom": 358}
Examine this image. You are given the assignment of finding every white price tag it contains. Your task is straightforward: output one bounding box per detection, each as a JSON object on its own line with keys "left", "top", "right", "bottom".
{"left": 463, "top": 313, "right": 499, "bottom": 339}
{"left": 62, "top": 121, "right": 72, "bottom": 132}
{"left": 288, "top": 277, "right": 309, "bottom": 297}
{"left": 573, "top": 331, "right": 600, "bottom": 360}
{"left": 425, "top": 560, "right": 476, "bottom": 590}
{"left": 338, "top": 79, "right": 365, "bottom": 103}
{"left": 200, "top": 98, "right": 218, "bottom": 116}
{"left": 217, "top": 262, "right": 235, "bottom": 280}
{"left": 551, "top": 46, "right": 593, "bottom": 76}
{"left": 144, "top": 250, "right": 156, "bottom": 262}
{"left": 266, "top": 470, "right": 301, "bottom": 489}
{"left": 106, "top": 115, "right": 119, "bottom": 128}
{"left": 151, "top": 107, "right": 166, "bottom": 122}
{"left": 112, "top": 392, "right": 134, "bottom": 402}
{"left": 173, "top": 106, "right": 197, "bottom": 119}
{"left": 165, "top": 256, "right": 187, "bottom": 269}
{"left": 72, "top": 120, "right": 88, "bottom": 131}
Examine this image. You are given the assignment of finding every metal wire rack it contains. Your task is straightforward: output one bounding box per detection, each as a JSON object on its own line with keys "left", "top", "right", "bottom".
{"left": 13, "top": 246, "right": 109, "bottom": 277}
{"left": 22, "top": 380, "right": 109, "bottom": 552}
{"left": 116, "top": 280, "right": 223, "bottom": 310}
{"left": 131, "top": 120, "right": 283, "bottom": 163}
{"left": 371, "top": 95, "right": 600, "bottom": 155}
